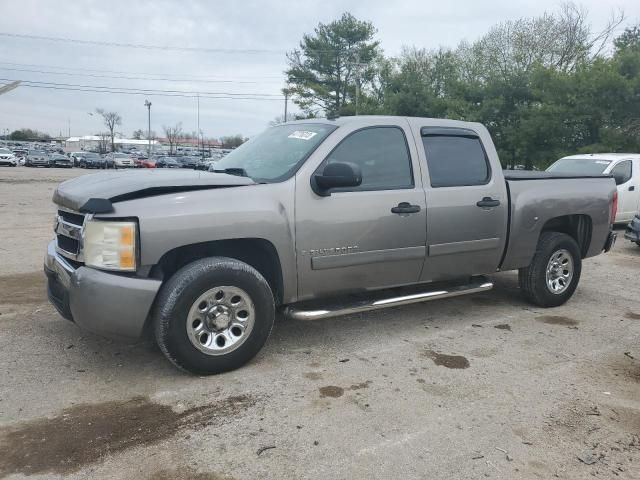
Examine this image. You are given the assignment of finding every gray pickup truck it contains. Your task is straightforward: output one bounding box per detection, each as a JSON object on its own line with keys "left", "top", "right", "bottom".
{"left": 45, "top": 116, "right": 618, "bottom": 374}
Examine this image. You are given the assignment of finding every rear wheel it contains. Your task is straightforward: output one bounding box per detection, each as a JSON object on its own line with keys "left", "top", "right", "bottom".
{"left": 153, "top": 257, "right": 275, "bottom": 375}
{"left": 519, "top": 232, "right": 582, "bottom": 307}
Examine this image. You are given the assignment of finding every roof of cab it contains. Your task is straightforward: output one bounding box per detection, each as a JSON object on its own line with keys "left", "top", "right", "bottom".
{"left": 284, "top": 115, "right": 483, "bottom": 129}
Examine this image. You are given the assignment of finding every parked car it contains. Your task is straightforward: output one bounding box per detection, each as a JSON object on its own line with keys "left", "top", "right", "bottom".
{"left": 12, "top": 148, "right": 28, "bottom": 160}
{"left": 108, "top": 152, "right": 135, "bottom": 168}
{"left": 546, "top": 154, "right": 640, "bottom": 224}
{"left": 45, "top": 116, "right": 617, "bottom": 375}
{"left": 0, "top": 147, "right": 17, "bottom": 166}
{"left": 624, "top": 214, "right": 640, "bottom": 247}
{"left": 197, "top": 159, "right": 216, "bottom": 171}
{"left": 176, "top": 156, "right": 200, "bottom": 169}
{"left": 80, "top": 152, "right": 105, "bottom": 169}
{"left": 137, "top": 158, "right": 157, "bottom": 168}
{"left": 155, "top": 157, "right": 181, "bottom": 168}
{"left": 70, "top": 152, "right": 103, "bottom": 169}
{"left": 48, "top": 154, "right": 73, "bottom": 168}
{"left": 25, "top": 149, "right": 49, "bottom": 167}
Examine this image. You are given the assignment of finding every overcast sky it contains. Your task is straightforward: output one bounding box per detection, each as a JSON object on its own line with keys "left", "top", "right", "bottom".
{"left": 0, "top": 0, "right": 638, "bottom": 139}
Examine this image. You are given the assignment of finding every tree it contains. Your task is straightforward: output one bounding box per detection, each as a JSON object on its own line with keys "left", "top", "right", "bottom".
{"left": 132, "top": 129, "right": 144, "bottom": 140}
{"left": 285, "top": 12, "right": 381, "bottom": 117}
{"left": 97, "top": 132, "right": 110, "bottom": 154}
{"left": 9, "top": 128, "right": 51, "bottom": 141}
{"left": 615, "top": 24, "right": 640, "bottom": 53}
{"left": 219, "top": 135, "right": 246, "bottom": 149}
{"left": 96, "top": 108, "right": 122, "bottom": 152}
{"left": 163, "top": 123, "right": 183, "bottom": 155}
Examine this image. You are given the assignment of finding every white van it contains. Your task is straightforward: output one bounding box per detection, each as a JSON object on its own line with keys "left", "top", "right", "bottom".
{"left": 547, "top": 153, "right": 640, "bottom": 223}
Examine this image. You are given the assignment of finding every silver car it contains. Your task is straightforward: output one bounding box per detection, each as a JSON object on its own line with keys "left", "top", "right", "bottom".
{"left": 26, "top": 149, "right": 49, "bottom": 167}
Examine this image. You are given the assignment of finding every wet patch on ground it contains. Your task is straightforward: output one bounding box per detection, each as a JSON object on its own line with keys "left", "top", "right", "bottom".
{"left": 423, "top": 350, "right": 470, "bottom": 369}
{"left": 150, "top": 467, "right": 234, "bottom": 480}
{"left": 348, "top": 381, "right": 372, "bottom": 391}
{"left": 0, "top": 394, "right": 255, "bottom": 477}
{"left": 625, "top": 312, "right": 640, "bottom": 320}
{"left": 494, "top": 324, "right": 512, "bottom": 331}
{"left": 318, "top": 381, "right": 371, "bottom": 399}
{"left": 0, "top": 271, "right": 46, "bottom": 307}
{"left": 319, "top": 386, "right": 344, "bottom": 398}
{"left": 536, "top": 315, "right": 578, "bottom": 326}
{"left": 304, "top": 372, "right": 322, "bottom": 381}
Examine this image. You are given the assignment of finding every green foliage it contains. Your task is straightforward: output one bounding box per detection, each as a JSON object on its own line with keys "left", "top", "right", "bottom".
{"left": 9, "top": 128, "right": 51, "bottom": 141}
{"left": 285, "top": 12, "right": 381, "bottom": 117}
{"left": 219, "top": 135, "right": 246, "bottom": 149}
{"left": 288, "top": 9, "right": 637, "bottom": 170}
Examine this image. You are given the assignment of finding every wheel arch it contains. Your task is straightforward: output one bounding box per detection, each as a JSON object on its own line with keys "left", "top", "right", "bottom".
{"left": 540, "top": 214, "right": 592, "bottom": 258}
{"left": 150, "top": 238, "right": 284, "bottom": 305}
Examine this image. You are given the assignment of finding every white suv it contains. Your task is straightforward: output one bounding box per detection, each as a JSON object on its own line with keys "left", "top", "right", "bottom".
{"left": 0, "top": 147, "right": 17, "bottom": 167}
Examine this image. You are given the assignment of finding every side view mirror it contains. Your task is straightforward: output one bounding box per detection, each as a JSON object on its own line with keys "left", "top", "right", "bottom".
{"left": 312, "top": 161, "right": 362, "bottom": 196}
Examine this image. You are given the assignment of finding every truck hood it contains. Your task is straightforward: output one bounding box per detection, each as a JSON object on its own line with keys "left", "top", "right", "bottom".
{"left": 53, "top": 169, "right": 255, "bottom": 213}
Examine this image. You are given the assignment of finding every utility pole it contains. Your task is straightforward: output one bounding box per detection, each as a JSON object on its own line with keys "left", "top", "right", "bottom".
{"left": 348, "top": 54, "right": 368, "bottom": 116}
{"left": 67, "top": 118, "right": 71, "bottom": 138}
{"left": 283, "top": 89, "right": 289, "bottom": 123}
{"left": 144, "top": 100, "right": 152, "bottom": 158}
{"left": 197, "top": 93, "right": 201, "bottom": 157}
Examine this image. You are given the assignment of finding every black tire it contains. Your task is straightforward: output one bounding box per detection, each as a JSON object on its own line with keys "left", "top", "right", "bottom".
{"left": 519, "top": 232, "right": 582, "bottom": 307}
{"left": 153, "top": 257, "right": 275, "bottom": 375}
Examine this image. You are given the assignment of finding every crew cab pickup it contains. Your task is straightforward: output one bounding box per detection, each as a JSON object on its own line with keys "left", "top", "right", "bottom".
{"left": 44, "top": 116, "right": 618, "bottom": 374}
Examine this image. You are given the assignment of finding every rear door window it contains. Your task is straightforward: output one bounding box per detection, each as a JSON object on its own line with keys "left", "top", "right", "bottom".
{"left": 421, "top": 129, "right": 490, "bottom": 187}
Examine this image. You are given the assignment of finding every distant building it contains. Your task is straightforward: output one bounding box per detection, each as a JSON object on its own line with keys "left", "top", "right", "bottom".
{"left": 65, "top": 136, "right": 158, "bottom": 151}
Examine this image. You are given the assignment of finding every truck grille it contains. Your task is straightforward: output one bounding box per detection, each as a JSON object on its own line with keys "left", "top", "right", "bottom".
{"left": 55, "top": 209, "right": 85, "bottom": 260}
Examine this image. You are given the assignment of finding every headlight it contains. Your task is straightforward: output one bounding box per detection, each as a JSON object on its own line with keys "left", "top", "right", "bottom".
{"left": 83, "top": 219, "right": 137, "bottom": 271}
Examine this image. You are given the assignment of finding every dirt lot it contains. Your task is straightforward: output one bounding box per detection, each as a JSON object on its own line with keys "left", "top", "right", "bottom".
{"left": 0, "top": 166, "right": 638, "bottom": 479}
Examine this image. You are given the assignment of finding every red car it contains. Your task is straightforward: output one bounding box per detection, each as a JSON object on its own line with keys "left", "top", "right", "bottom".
{"left": 134, "top": 157, "right": 156, "bottom": 168}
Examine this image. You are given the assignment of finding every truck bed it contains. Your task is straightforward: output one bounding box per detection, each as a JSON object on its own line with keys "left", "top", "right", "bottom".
{"left": 503, "top": 170, "right": 612, "bottom": 181}
{"left": 500, "top": 175, "right": 615, "bottom": 271}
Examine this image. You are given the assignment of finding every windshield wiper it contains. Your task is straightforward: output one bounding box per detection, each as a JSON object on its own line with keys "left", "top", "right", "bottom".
{"left": 213, "top": 167, "right": 250, "bottom": 178}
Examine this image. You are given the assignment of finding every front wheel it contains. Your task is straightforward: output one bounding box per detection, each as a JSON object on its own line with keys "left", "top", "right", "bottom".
{"left": 153, "top": 257, "right": 275, "bottom": 375}
{"left": 519, "top": 232, "right": 582, "bottom": 307}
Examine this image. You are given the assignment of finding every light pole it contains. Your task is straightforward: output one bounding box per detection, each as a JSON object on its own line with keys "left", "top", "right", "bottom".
{"left": 144, "top": 100, "right": 152, "bottom": 158}
{"left": 196, "top": 93, "right": 201, "bottom": 158}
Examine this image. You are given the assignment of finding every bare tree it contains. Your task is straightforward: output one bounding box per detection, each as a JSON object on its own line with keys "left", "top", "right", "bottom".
{"left": 96, "top": 108, "right": 122, "bottom": 152}
{"left": 457, "top": 1, "right": 625, "bottom": 82}
{"left": 97, "top": 132, "right": 110, "bottom": 154}
{"left": 163, "top": 123, "right": 183, "bottom": 155}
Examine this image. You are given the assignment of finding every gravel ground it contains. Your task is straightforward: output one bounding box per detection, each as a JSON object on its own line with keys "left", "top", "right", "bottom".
{"left": 0, "top": 166, "right": 638, "bottom": 480}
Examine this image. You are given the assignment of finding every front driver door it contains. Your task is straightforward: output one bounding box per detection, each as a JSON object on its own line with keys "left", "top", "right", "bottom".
{"left": 295, "top": 121, "right": 427, "bottom": 301}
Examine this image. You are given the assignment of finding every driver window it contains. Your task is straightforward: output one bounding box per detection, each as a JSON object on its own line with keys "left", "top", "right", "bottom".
{"left": 324, "top": 127, "right": 413, "bottom": 191}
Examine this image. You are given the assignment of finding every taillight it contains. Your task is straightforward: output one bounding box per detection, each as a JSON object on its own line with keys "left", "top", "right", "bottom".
{"left": 610, "top": 190, "right": 618, "bottom": 225}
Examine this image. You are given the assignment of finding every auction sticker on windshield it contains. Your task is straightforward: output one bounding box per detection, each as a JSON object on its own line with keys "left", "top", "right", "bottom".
{"left": 288, "top": 131, "right": 318, "bottom": 140}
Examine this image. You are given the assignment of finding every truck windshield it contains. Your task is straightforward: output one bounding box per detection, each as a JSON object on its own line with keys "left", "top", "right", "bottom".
{"left": 212, "top": 123, "right": 336, "bottom": 182}
{"left": 546, "top": 158, "right": 612, "bottom": 175}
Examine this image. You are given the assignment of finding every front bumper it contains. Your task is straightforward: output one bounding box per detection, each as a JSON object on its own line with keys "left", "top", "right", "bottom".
{"left": 44, "top": 240, "right": 161, "bottom": 341}
{"left": 624, "top": 215, "right": 640, "bottom": 243}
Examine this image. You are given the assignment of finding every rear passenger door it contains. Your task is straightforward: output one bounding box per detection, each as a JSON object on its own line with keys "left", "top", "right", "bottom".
{"left": 412, "top": 123, "right": 509, "bottom": 282}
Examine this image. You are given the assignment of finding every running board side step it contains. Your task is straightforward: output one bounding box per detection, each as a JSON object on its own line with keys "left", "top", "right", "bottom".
{"left": 284, "top": 276, "right": 493, "bottom": 321}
